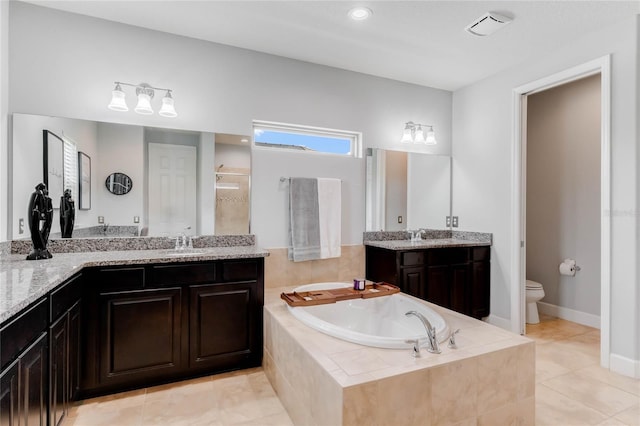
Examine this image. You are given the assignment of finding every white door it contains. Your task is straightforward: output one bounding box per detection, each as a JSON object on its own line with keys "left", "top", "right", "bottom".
{"left": 148, "top": 143, "right": 197, "bottom": 237}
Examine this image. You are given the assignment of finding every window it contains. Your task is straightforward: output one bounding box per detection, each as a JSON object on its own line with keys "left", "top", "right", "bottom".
{"left": 62, "top": 136, "right": 78, "bottom": 196}
{"left": 253, "top": 120, "right": 361, "bottom": 157}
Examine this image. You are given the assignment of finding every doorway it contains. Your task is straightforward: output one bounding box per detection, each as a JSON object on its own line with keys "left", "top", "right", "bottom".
{"left": 512, "top": 56, "right": 611, "bottom": 368}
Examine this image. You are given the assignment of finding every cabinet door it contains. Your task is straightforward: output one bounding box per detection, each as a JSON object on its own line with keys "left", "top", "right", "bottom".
{"left": 68, "top": 301, "right": 81, "bottom": 402}
{"left": 471, "top": 261, "right": 491, "bottom": 319}
{"left": 189, "top": 282, "right": 257, "bottom": 370}
{"left": 99, "top": 288, "right": 182, "bottom": 386}
{"left": 401, "top": 267, "right": 425, "bottom": 298}
{"left": 425, "top": 265, "right": 450, "bottom": 308}
{"left": 49, "top": 315, "right": 67, "bottom": 426}
{"left": 0, "top": 359, "right": 20, "bottom": 426}
{"left": 20, "top": 333, "right": 48, "bottom": 426}
{"left": 450, "top": 264, "right": 470, "bottom": 315}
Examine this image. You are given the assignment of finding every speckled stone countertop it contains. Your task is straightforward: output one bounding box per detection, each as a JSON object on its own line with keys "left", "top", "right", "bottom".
{"left": 0, "top": 245, "right": 269, "bottom": 324}
{"left": 365, "top": 238, "right": 491, "bottom": 250}
{"left": 364, "top": 229, "right": 492, "bottom": 250}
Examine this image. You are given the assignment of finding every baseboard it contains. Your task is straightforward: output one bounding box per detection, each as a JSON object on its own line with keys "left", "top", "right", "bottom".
{"left": 610, "top": 353, "right": 640, "bottom": 379}
{"left": 536, "top": 301, "right": 600, "bottom": 329}
{"left": 485, "top": 314, "right": 512, "bottom": 331}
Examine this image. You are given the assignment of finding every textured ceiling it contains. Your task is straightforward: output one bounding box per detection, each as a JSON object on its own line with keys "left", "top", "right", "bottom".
{"left": 22, "top": 1, "right": 640, "bottom": 90}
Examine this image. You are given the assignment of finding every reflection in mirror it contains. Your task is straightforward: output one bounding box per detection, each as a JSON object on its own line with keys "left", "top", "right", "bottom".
{"left": 11, "top": 113, "right": 251, "bottom": 239}
{"left": 105, "top": 172, "right": 132, "bottom": 195}
{"left": 365, "top": 148, "right": 451, "bottom": 232}
{"left": 214, "top": 134, "right": 251, "bottom": 235}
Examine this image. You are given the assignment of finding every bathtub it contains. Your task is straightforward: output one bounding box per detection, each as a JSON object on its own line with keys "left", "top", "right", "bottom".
{"left": 286, "top": 282, "right": 449, "bottom": 349}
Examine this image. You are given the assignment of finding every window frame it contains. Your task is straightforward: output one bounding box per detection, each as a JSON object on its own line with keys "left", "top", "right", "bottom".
{"left": 252, "top": 120, "right": 362, "bottom": 158}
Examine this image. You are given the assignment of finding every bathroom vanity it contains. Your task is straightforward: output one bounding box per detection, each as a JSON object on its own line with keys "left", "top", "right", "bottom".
{"left": 365, "top": 234, "right": 491, "bottom": 319}
{"left": 0, "top": 244, "right": 266, "bottom": 426}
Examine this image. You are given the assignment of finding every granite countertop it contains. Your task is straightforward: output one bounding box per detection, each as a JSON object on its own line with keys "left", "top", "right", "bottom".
{"left": 364, "top": 238, "right": 491, "bottom": 250}
{"left": 0, "top": 246, "right": 269, "bottom": 324}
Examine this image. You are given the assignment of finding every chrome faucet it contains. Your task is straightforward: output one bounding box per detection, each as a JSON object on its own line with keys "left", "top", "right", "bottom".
{"left": 408, "top": 229, "right": 425, "bottom": 242}
{"left": 405, "top": 311, "right": 441, "bottom": 354}
{"left": 175, "top": 226, "right": 193, "bottom": 251}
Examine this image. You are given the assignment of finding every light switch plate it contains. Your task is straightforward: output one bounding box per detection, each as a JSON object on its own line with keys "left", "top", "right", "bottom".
{"left": 452, "top": 216, "right": 459, "bottom": 227}
{"left": 446, "top": 216, "right": 451, "bottom": 227}
{"left": 397, "top": 216, "right": 403, "bottom": 224}
{"left": 18, "top": 218, "right": 24, "bottom": 234}
{"left": 134, "top": 216, "right": 140, "bottom": 223}
{"left": 98, "top": 216, "right": 104, "bottom": 224}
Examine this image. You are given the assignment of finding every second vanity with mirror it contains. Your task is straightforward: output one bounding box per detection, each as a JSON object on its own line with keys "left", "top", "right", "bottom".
{"left": 364, "top": 148, "right": 491, "bottom": 319}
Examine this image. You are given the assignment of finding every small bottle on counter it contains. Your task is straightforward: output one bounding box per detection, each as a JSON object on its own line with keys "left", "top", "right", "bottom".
{"left": 353, "top": 278, "right": 366, "bottom": 291}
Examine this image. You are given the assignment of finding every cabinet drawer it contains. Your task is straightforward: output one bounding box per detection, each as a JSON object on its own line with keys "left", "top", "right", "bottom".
{"left": 150, "top": 263, "right": 216, "bottom": 286}
{"left": 221, "top": 260, "right": 258, "bottom": 282}
{"left": 93, "top": 267, "right": 145, "bottom": 291}
{"left": 50, "top": 273, "right": 83, "bottom": 321}
{"left": 401, "top": 251, "right": 424, "bottom": 266}
{"left": 0, "top": 298, "right": 48, "bottom": 369}
{"left": 472, "top": 246, "right": 490, "bottom": 262}
{"left": 427, "top": 248, "right": 469, "bottom": 265}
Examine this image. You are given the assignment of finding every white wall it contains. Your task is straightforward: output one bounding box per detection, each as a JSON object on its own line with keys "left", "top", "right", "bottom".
{"left": 96, "top": 123, "right": 144, "bottom": 228}
{"left": 12, "top": 114, "right": 99, "bottom": 237}
{"left": 0, "top": 0, "right": 9, "bottom": 243}
{"left": 526, "top": 75, "right": 601, "bottom": 317}
{"left": 7, "top": 2, "right": 452, "bottom": 248}
{"left": 453, "top": 16, "right": 639, "bottom": 372}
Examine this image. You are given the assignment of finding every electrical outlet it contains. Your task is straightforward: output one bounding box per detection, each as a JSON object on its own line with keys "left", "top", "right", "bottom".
{"left": 446, "top": 216, "right": 451, "bottom": 227}
{"left": 133, "top": 216, "right": 140, "bottom": 224}
{"left": 98, "top": 216, "right": 104, "bottom": 224}
{"left": 452, "top": 216, "right": 459, "bottom": 227}
{"left": 397, "top": 216, "right": 403, "bottom": 224}
{"left": 18, "top": 218, "right": 24, "bottom": 234}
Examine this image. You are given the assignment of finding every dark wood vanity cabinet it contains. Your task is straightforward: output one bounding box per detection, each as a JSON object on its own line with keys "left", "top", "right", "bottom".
{"left": 49, "top": 272, "right": 83, "bottom": 426}
{"left": 366, "top": 245, "right": 490, "bottom": 319}
{"left": 82, "top": 258, "right": 264, "bottom": 397}
{"left": 0, "top": 298, "right": 49, "bottom": 426}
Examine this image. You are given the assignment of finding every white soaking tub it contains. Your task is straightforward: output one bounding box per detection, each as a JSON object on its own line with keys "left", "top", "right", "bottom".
{"left": 286, "top": 282, "right": 449, "bottom": 349}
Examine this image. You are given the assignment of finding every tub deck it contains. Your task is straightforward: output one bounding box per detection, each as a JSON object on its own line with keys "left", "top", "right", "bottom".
{"left": 264, "top": 286, "right": 535, "bottom": 425}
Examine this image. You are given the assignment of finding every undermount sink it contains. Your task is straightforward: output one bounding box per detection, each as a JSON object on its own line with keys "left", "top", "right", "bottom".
{"left": 164, "top": 249, "right": 206, "bottom": 257}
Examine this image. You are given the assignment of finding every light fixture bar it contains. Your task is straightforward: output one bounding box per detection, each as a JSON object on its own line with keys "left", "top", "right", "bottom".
{"left": 399, "top": 121, "right": 437, "bottom": 145}
{"left": 108, "top": 81, "right": 177, "bottom": 118}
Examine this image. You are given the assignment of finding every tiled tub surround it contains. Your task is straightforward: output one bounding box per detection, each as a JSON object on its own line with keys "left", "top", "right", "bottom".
{"left": 0, "top": 244, "right": 268, "bottom": 323}
{"left": 264, "top": 245, "right": 365, "bottom": 289}
{"left": 264, "top": 288, "right": 535, "bottom": 425}
{"left": 10, "top": 234, "right": 255, "bottom": 254}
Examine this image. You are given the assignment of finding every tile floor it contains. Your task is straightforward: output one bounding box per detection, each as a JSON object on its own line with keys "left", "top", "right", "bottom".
{"left": 66, "top": 315, "right": 639, "bottom": 426}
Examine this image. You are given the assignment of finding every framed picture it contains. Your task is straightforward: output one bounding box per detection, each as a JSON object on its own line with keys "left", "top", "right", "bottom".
{"left": 78, "top": 151, "right": 91, "bottom": 210}
{"left": 43, "top": 129, "right": 64, "bottom": 209}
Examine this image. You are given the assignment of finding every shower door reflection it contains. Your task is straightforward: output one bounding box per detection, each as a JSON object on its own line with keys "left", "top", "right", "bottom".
{"left": 214, "top": 172, "right": 250, "bottom": 235}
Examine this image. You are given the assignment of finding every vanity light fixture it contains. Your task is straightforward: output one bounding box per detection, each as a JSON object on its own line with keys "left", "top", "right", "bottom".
{"left": 108, "top": 81, "right": 177, "bottom": 118}
{"left": 400, "top": 121, "right": 437, "bottom": 145}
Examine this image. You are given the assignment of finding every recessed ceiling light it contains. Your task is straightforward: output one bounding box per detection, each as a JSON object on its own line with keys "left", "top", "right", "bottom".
{"left": 348, "top": 7, "right": 372, "bottom": 21}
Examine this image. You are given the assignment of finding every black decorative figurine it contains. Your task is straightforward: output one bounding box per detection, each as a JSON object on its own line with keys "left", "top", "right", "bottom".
{"left": 60, "top": 189, "right": 75, "bottom": 238}
{"left": 26, "top": 183, "right": 53, "bottom": 260}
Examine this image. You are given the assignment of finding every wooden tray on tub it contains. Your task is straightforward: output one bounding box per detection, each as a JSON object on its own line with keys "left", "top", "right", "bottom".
{"left": 281, "top": 282, "right": 400, "bottom": 307}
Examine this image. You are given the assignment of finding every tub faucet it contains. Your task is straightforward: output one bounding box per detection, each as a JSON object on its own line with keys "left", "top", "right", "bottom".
{"left": 405, "top": 311, "right": 441, "bottom": 354}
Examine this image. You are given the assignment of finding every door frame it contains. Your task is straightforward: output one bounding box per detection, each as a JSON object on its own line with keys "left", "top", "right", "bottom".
{"left": 511, "top": 55, "right": 611, "bottom": 368}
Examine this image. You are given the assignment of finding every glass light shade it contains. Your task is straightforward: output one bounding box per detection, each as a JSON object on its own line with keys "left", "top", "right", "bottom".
{"left": 108, "top": 88, "right": 128, "bottom": 111}
{"left": 400, "top": 124, "right": 413, "bottom": 143}
{"left": 425, "top": 127, "right": 437, "bottom": 145}
{"left": 158, "top": 93, "right": 177, "bottom": 118}
{"left": 413, "top": 125, "right": 426, "bottom": 144}
{"left": 134, "top": 93, "right": 154, "bottom": 115}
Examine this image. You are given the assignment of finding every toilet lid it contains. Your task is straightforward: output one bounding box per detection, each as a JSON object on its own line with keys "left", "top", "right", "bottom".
{"left": 526, "top": 280, "right": 542, "bottom": 289}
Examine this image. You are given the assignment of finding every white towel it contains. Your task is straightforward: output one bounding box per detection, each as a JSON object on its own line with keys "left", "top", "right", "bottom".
{"left": 317, "top": 178, "right": 341, "bottom": 259}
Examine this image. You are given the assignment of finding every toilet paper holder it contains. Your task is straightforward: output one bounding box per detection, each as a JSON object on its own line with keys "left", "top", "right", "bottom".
{"left": 559, "top": 258, "right": 581, "bottom": 276}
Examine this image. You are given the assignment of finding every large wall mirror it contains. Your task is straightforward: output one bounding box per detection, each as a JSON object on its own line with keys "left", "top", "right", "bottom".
{"left": 11, "top": 113, "right": 251, "bottom": 239}
{"left": 365, "top": 148, "right": 451, "bottom": 231}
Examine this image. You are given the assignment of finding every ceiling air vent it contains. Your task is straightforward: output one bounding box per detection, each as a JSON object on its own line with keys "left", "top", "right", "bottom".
{"left": 465, "top": 12, "right": 512, "bottom": 36}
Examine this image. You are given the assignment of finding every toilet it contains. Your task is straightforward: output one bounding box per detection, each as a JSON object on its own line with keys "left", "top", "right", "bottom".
{"left": 525, "top": 280, "right": 545, "bottom": 324}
